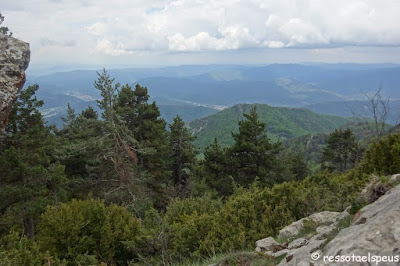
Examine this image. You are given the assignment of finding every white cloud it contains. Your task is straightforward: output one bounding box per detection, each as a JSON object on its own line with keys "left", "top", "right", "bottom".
{"left": 86, "top": 22, "right": 106, "bottom": 36}
{"left": 95, "top": 39, "right": 133, "bottom": 56}
{"left": 2, "top": 0, "right": 400, "bottom": 64}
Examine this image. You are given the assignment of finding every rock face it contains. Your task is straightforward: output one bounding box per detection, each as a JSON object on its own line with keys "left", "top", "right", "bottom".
{"left": 320, "top": 183, "right": 400, "bottom": 266}
{"left": 269, "top": 209, "right": 350, "bottom": 266}
{"left": 0, "top": 33, "right": 30, "bottom": 136}
{"left": 255, "top": 175, "right": 400, "bottom": 266}
{"left": 277, "top": 211, "right": 347, "bottom": 241}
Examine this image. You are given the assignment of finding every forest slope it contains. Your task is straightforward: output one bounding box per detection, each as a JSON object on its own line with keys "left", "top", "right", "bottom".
{"left": 188, "top": 103, "right": 351, "bottom": 149}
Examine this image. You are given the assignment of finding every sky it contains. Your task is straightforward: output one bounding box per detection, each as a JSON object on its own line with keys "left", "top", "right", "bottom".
{"left": 2, "top": 0, "right": 400, "bottom": 68}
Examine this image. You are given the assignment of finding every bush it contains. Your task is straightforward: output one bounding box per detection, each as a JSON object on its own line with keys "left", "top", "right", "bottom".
{"left": 0, "top": 231, "right": 48, "bottom": 266}
{"left": 36, "top": 198, "right": 140, "bottom": 264}
{"left": 360, "top": 133, "right": 400, "bottom": 175}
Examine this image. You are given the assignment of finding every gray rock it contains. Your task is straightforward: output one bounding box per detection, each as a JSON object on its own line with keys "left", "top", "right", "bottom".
{"left": 255, "top": 236, "right": 281, "bottom": 252}
{"left": 269, "top": 248, "right": 289, "bottom": 258}
{"left": 277, "top": 236, "right": 327, "bottom": 266}
{"left": 288, "top": 238, "right": 308, "bottom": 249}
{"left": 316, "top": 225, "right": 336, "bottom": 235}
{"left": 319, "top": 182, "right": 400, "bottom": 265}
{"left": 0, "top": 33, "right": 30, "bottom": 136}
{"left": 278, "top": 211, "right": 342, "bottom": 240}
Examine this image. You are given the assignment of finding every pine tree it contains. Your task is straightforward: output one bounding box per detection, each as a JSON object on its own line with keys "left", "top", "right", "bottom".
{"left": 0, "top": 85, "right": 68, "bottom": 239}
{"left": 80, "top": 106, "right": 98, "bottom": 120}
{"left": 169, "top": 115, "right": 197, "bottom": 190}
{"left": 228, "top": 106, "right": 281, "bottom": 187}
{"left": 321, "top": 128, "right": 361, "bottom": 172}
{"left": 115, "top": 83, "right": 170, "bottom": 207}
{"left": 203, "top": 138, "right": 233, "bottom": 196}
{"left": 91, "top": 69, "right": 140, "bottom": 202}
{"left": 115, "top": 84, "right": 170, "bottom": 179}
{"left": 61, "top": 103, "right": 76, "bottom": 125}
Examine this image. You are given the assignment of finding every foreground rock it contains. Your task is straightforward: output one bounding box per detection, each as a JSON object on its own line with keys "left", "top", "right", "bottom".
{"left": 255, "top": 175, "right": 400, "bottom": 265}
{"left": 0, "top": 33, "right": 30, "bottom": 136}
{"left": 320, "top": 183, "right": 400, "bottom": 265}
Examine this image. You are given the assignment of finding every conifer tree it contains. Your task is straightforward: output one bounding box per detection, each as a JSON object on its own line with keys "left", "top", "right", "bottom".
{"left": 321, "top": 128, "right": 361, "bottom": 172}
{"left": 80, "top": 106, "right": 98, "bottom": 120}
{"left": 169, "top": 115, "right": 197, "bottom": 190}
{"left": 91, "top": 69, "right": 140, "bottom": 202}
{"left": 115, "top": 84, "right": 170, "bottom": 179}
{"left": 228, "top": 106, "right": 281, "bottom": 187}
{"left": 0, "top": 85, "right": 68, "bottom": 239}
{"left": 115, "top": 83, "right": 170, "bottom": 206}
{"left": 203, "top": 138, "right": 233, "bottom": 196}
{"left": 61, "top": 103, "right": 76, "bottom": 125}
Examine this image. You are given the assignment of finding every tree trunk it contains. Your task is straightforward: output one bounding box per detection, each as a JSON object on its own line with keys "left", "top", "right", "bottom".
{"left": 23, "top": 216, "right": 35, "bottom": 239}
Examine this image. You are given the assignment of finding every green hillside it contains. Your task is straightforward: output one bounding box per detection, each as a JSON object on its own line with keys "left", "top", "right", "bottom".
{"left": 188, "top": 103, "right": 351, "bottom": 149}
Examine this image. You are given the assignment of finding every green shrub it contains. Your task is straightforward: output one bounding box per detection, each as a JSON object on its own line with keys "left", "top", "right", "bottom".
{"left": 0, "top": 231, "right": 47, "bottom": 266}
{"left": 37, "top": 198, "right": 140, "bottom": 264}
{"left": 361, "top": 133, "right": 400, "bottom": 175}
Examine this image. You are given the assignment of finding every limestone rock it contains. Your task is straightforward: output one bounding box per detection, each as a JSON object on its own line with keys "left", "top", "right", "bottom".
{"left": 0, "top": 33, "right": 30, "bottom": 136}
{"left": 255, "top": 236, "right": 281, "bottom": 252}
{"left": 278, "top": 211, "right": 343, "bottom": 240}
{"left": 288, "top": 238, "right": 308, "bottom": 249}
{"left": 256, "top": 207, "right": 350, "bottom": 265}
{"left": 320, "top": 183, "right": 400, "bottom": 265}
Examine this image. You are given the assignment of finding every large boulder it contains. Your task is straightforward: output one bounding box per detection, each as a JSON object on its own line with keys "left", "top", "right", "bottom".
{"left": 0, "top": 33, "right": 30, "bottom": 136}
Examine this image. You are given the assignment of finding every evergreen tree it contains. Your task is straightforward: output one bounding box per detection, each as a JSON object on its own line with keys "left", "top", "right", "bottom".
{"left": 115, "top": 83, "right": 171, "bottom": 207}
{"left": 203, "top": 138, "right": 233, "bottom": 196}
{"left": 279, "top": 150, "right": 308, "bottom": 181}
{"left": 61, "top": 103, "right": 76, "bottom": 125}
{"left": 228, "top": 106, "right": 281, "bottom": 187}
{"left": 91, "top": 69, "right": 140, "bottom": 203}
{"left": 80, "top": 106, "right": 98, "bottom": 120}
{"left": 115, "top": 84, "right": 170, "bottom": 180}
{"left": 55, "top": 106, "right": 104, "bottom": 196}
{"left": 169, "top": 116, "right": 197, "bottom": 190}
{"left": 0, "top": 85, "right": 68, "bottom": 239}
{"left": 321, "top": 128, "right": 361, "bottom": 172}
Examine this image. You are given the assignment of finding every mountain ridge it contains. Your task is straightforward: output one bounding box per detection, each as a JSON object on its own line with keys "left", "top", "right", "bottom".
{"left": 187, "top": 103, "right": 351, "bottom": 149}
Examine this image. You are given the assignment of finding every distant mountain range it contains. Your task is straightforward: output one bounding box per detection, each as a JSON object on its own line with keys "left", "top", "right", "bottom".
{"left": 24, "top": 63, "right": 400, "bottom": 126}
{"left": 187, "top": 103, "right": 351, "bottom": 150}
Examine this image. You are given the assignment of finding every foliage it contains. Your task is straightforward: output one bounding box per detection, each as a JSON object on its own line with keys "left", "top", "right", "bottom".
{"left": 360, "top": 133, "right": 400, "bottom": 175}
{"left": 37, "top": 198, "right": 140, "bottom": 264}
{"left": 228, "top": 106, "right": 283, "bottom": 187}
{"left": 202, "top": 138, "right": 233, "bottom": 196}
{"left": 321, "top": 128, "right": 362, "bottom": 172}
{"left": 2, "top": 70, "right": 400, "bottom": 266}
{"left": 115, "top": 83, "right": 171, "bottom": 207}
{"left": 0, "top": 12, "right": 12, "bottom": 36}
{"left": 169, "top": 115, "right": 197, "bottom": 192}
{"left": 0, "top": 85, "right": 68, "bottom": 239}
{"left": 188, "top": 103, "right": 351, "bottom": 150}
{"left": 0, "top": 231, "right": 45, "bottom": 266}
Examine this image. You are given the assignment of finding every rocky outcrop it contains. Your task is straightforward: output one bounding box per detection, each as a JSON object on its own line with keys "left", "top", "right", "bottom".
{"left": 0, "top": 33, "right": 30, "bottom": 136}
{"left": 255, "top": 208, "right": 350, "bottom": 266}
{"left": 255, "top": 174, "right": 400, "bottom": 266}
{"left": 320, "top": 182, "right": 400, "bottom": 265}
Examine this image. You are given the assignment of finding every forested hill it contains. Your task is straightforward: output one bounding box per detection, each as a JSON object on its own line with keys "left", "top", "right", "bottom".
{"left": 188, "top": 103, "right": 351, "bottom": 149}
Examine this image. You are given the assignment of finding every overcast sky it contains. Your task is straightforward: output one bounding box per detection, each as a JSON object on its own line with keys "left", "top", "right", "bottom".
{"left": 2, "top": 0, "right": 400, "bottom": 68}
